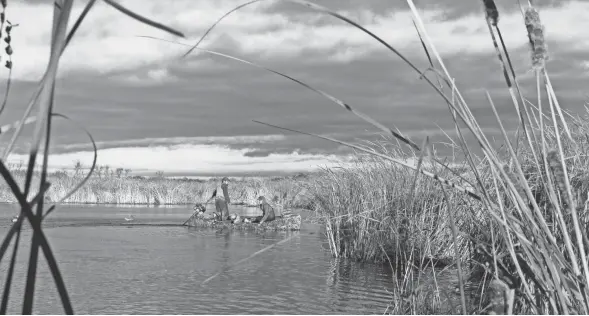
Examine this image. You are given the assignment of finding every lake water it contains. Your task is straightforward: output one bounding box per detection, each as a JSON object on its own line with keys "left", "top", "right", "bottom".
{"left": 0, "top": 204, "right": 396, "bottom": 314}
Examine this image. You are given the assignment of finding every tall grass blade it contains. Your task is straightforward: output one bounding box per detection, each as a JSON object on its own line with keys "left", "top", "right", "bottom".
{"left": 409, "top": 137, "right": 429, "bottom": 201}
{"left": 0, "top": 160, "right": 73, "bottom": 314}
{"left": 64, "top": 0, "right": 97, "bottom": 48}
{"left": 1, "top": 223, "right": 21, "bottom": 314}
{"left": 0, "top": 186, "right": 51, "bottom": 264}
{"left": 2, "top": 0, "right": 100, "bottom": 159}
{"left": 103, "top": 0, "right": 184, "bottom": 38}
{"left": 181, "top": 0, "right": 260, "bottom": 58}
{"left": 22, "top": 1, "right": 72, "bottom": 312}
{"left": 43, "top": 113, "right": 98, "bottom": 218}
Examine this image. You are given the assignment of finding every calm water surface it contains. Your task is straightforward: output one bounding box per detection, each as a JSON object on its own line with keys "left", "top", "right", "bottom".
{"left": 0, "top": 204, "right": 395, "bottom": 314}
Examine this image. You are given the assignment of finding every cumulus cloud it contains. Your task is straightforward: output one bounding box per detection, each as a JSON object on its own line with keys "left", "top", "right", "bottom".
{"left": 3, "top": 0, "right": 589, "bottom": 82}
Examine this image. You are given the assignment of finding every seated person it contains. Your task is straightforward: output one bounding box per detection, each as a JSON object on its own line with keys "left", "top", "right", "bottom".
{"left": 252, "top": 196, "right": 276, "bottom": 224}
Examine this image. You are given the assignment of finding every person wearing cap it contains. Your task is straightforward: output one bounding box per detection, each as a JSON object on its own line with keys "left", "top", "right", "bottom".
{"left": 205, "top": 177, "right": 231, "bottom": 221}
{"left": 252, "top": 196, "right": 276, "bottom": 224}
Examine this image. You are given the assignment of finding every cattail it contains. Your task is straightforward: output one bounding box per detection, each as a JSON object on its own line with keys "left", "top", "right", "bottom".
{"left": 524, "top": 7, "right": 548, "bottom": 70}
{"left": 5, "top": 60, "right": 11, "bottom": 69}
{"left": 4, "top": 20, "right": 11, "bottom": 58}
{"left": 482, "top": 0, "right": 499, "bottom": 26}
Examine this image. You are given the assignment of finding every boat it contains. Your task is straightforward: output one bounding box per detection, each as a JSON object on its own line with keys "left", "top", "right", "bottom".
{"left": 124, "top": 215, "right": 135, "bottom": 221}
{"left": 11, "top": 215, "right": 18, "bottom": 223}
{"left": 187, "top": 214, "right": 302, "bottom": 231}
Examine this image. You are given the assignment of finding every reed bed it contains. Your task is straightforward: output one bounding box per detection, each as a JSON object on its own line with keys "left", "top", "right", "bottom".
{"left": 0, "top": 167, "right": 315, "bottom": 207}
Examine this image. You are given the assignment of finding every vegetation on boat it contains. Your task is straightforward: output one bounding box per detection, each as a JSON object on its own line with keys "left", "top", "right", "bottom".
{"left": 187, "top": 214, "right": 303, "bottom": 231}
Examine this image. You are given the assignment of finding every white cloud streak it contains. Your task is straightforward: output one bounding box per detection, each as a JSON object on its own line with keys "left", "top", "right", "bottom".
{"left": 6, "top": 144, "right": 351, "bottom": 175}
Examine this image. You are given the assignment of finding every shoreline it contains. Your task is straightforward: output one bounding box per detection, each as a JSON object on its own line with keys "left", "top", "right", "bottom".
{"left": 0, "top": 201, "right": 268, "bottom": 208}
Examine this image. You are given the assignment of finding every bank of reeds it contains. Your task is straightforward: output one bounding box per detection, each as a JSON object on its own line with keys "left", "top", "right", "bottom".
{"left": 0, "top": 167, "right": 315, "bottom": 207}
{"left": 310, "top": 151, "right": 482, "bottom": 265}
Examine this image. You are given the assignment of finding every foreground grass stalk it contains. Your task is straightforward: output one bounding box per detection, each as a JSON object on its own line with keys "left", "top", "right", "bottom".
{"left": 1, "top": 226, "right": 21, "bottom": 314}
{"left": 0, "top": 0, "right": 183, "bottom": 314}
{"left": 0, "top": 160, "right": 73, "bottom": 314}
{"left": 22, "top": 1, "right": 72, "bottom": 312}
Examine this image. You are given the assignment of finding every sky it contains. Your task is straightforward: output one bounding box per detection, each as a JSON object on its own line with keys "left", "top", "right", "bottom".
{"left": 0, "top": 0, "right": 587, "bottom": 176}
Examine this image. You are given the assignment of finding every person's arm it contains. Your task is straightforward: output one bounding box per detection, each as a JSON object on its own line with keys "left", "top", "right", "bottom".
{"left": 204, "top": 188, "right": 217, "bottom": 204}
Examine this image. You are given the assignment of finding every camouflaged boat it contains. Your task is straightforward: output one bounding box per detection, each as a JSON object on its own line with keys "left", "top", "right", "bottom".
{"left": 187, "top": 213, "right": 302, "bottom": 231}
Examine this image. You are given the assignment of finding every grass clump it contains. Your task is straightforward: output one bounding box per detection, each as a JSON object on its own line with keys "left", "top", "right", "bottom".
{"left": 310, "top": 151, "right": 479, "bottom": 266}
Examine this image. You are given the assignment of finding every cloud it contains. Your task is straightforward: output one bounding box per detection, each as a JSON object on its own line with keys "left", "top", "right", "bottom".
{"left": 112, "top": 67, "right": 179, "bottom": 86}
{"left": 5, "top": 0, "right": 589, "bottom": 82}
{"left": 6, "top": 143, "right": 353, "bottom": 176}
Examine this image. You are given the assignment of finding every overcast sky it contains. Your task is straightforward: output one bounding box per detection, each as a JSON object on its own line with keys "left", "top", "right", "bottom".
{"left": 0, "top": 0, "right": 586, "bottom": 176}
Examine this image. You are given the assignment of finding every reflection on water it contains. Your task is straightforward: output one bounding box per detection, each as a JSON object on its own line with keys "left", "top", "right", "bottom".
{"left": 0, "top": 204, "right": 395, "bottom": 314}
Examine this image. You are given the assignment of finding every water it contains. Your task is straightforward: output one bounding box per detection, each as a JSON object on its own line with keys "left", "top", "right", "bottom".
{"left": 0, "top": 204, "right": 396, "bottom": 314}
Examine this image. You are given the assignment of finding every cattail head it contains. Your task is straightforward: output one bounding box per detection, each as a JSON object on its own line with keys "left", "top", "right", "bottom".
{"left": 482, "top": 0, "right": 499, "bottom": 26}
{"left": 524, "top": 7, "right": 548, "bottom": 70}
